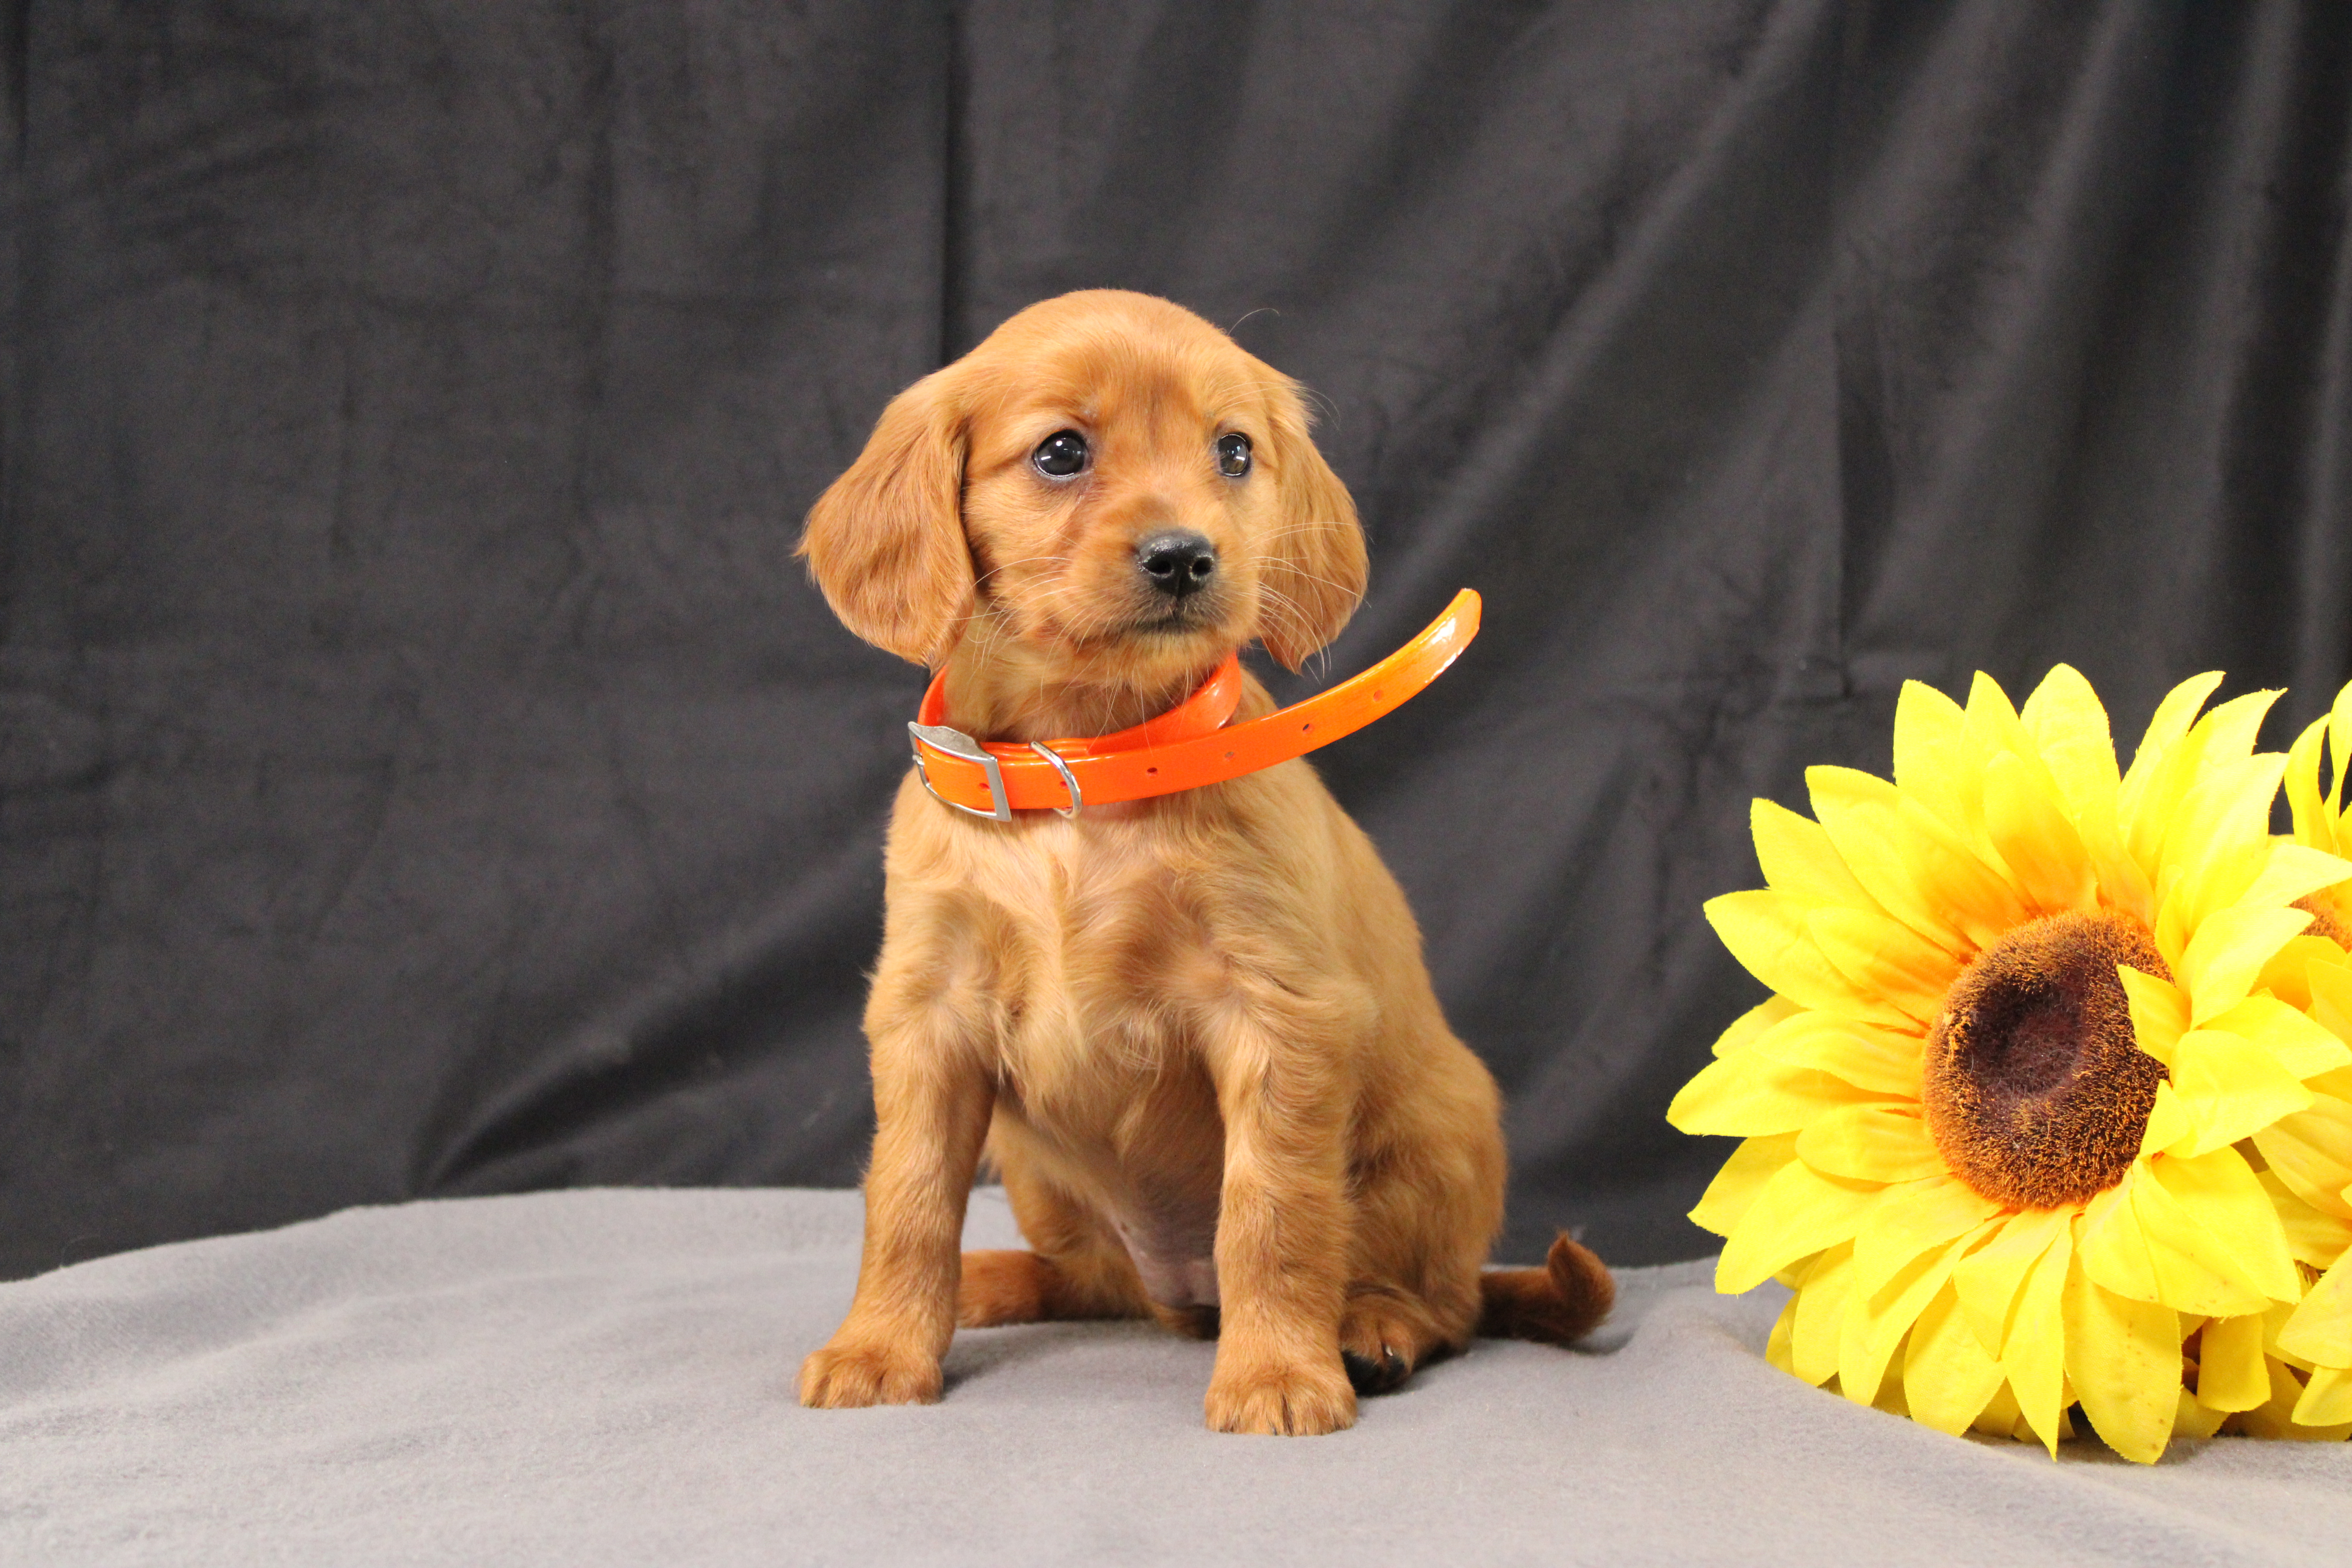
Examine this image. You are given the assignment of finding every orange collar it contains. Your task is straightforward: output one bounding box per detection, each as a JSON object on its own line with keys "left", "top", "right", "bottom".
{"left": 908, "top": 589, "right": 1482, "bottom": 820}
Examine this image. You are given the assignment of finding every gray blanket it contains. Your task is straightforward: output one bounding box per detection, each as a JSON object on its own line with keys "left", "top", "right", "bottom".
{"left": 3, "top": 1189, "right": 2346, "bottom": 1566}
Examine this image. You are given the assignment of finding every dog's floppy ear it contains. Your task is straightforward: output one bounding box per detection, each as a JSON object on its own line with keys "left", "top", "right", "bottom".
{"left": 1256, "top": 376, "right": 1368, "bottom": 671}
{"left": 797, "top": 368, "right": 974, "bottom": 666}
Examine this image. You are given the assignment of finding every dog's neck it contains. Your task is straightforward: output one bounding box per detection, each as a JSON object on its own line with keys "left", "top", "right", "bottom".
{"left": 936, "top": 636, "right": 1229, "bottom": 745}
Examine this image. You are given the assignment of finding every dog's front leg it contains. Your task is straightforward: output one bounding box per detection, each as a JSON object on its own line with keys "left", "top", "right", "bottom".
{"left": 798, "top": 977, "right": 995, "bottom": 1408}
{"left": 1200, "top": 980, "right": 1362, "bottom": 1436}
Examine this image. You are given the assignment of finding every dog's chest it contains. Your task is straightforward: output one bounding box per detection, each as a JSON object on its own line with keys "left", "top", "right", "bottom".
{"left": 978, "top": 822, "right": 1223, "bottom": 1108}
{"left": 944, "top": 819, "right": 1243, "bottom": 1314}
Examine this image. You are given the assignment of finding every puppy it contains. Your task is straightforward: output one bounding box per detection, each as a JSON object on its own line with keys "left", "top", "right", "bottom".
{"left": 795, "top": 290, "right": 1609, "bottom": 1435}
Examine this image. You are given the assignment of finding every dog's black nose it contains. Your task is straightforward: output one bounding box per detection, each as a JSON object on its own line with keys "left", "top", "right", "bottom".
{"left": 1136, "top": 531, "right": 1217, "bottom": 599}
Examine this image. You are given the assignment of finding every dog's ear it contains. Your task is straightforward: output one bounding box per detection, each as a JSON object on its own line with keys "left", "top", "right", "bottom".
{"left": 797, "top": 368, "right": 974, "bottom": 667}
{"left": 1256, "top": 376, "right": 1368, "bottom": 671}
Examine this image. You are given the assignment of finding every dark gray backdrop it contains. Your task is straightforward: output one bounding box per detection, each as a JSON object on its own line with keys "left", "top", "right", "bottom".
{"left": 4, "top": 0, "right": 2348, "bottom": 1277}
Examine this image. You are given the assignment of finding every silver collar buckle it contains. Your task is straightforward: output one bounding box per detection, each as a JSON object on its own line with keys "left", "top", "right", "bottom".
{"left": 908, "top": 724, "right": 1083, "bottom": 822}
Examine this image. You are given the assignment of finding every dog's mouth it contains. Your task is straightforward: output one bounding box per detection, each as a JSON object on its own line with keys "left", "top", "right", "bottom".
{"left": 1021, "top": 604, "right": 1236, "bottom": 683}
{"left": 1121, "top": 589, "right": 1235, "bottom": 640}
{"left": 987, "top": 571, "right": 1241, "bottom": 665}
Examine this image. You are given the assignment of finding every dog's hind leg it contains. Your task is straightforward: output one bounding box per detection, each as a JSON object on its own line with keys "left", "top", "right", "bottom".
{"left": 958, "top": 1157, "right": 1152, "bottom": 1327}
{"left": 1337, "top": 1282, "right": 1455, "bottom": 1393}
{"left": 1334, "top": 1190, "right": 1486, "bottom": 1394}
{"left": 1333, "top": 1085, "right": 1506, "bottom": 1394}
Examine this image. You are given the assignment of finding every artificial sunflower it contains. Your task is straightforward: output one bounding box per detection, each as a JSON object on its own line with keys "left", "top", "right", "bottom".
{"left": 2236, "top": 684, "right": 2352, "bottom": 1435}
{"left": 1669, "top": 667, "right": 2352, "bottom": 1462}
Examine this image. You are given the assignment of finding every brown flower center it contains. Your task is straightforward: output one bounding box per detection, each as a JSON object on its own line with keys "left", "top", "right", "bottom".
{"left": 1920, "top": 910, "right": 2169, "bottom": 1210}
{"left": 2295, "top": 891, "right": 2352, "bottom": 950}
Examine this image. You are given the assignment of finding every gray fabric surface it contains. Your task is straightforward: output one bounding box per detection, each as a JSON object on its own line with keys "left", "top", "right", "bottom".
{"left": 2, "top": 1189, "right": 2347, "bottom": 1566}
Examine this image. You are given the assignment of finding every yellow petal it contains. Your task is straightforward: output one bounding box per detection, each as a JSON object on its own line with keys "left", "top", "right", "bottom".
{"left": 2198, "top": 1312, "right": 2272, "bottom": 1412}
{"left": 2258, "top": 1167, "right": 2352, "bottom": 1267}
{"left": 2020, "top": 665, "right": 2119, "bottom": 806}
{"left": 1748, "top": 1011, "right": 1924, "bottom": 1098}
{"left": 2078, "top": 1176, "right": 2162, "bottom": 1303}
{"left": 2278, "top": 1252, "right": 2352, "bottom": 1369}
{"left": 2287, "top": 713, "right": 2334, "bottom": 849}
{"left": 1708, "top": 995, "right": 1802, "bottom": 1059}
{"left": 1963, "top": 673, "right": 2067, "bottom": 832}
{"left": 2156, "top": 1147, "right": 2304, "bottom": 1295}
{"left": 1786, "top": 1240, "right": 1853, "bottom": 1386}
{"left": 1704, "top": 890, "right": 1915, "bottom": 1028}
{"left": 2252, "top": 1105, "right": 2352, "bottom": 1223}
{"left": 2118, "top": 967, "right": 2189, "bottom": 1069}
{"left": 2134, "top": 1147, "right": 2298, "bottom": 1312}
{"left": 2126, "top": 671, "right": 2225, "bottom": 757}
{"left": 1668, "top": 1050, "right": 1885, "bottom": 1138}
{"left": 2181, "top": 686, "right": 2282, "bottom": 773}
{"left": 1686, "top": 1132, "right": 1800, "bottom": 1238}
{"left": 1982, "top": 750, "right": 2096, "bottom": 915}
{"left": 2157, "top": 752, "right": 2288, "bottom": 939}
{"left": 2293, "top": 1364, "right": 2352, "bottom": 1426}
{"left": 2302, "top": 951, "right": 2352, "bottom": 1042}
{"left": 2179, "top": 904, "right": 2314, "bottom": 1026}
{"left": 2256, "top": 935, "right": 2336, "bottom": 1010}
{"left": 2145, "top": 752, "right": 2267, "bottom": 945}
{"left": 2145, "top": 690, "right": 2282, "bottom": 865}
{"left": 2241, "top": 842, "right": 2352, "bottom": 915}
{"left": 2229, "top": 1356, "right": 2350, "bottom": 1439}
{"left": 1806, "top": 906, "right": 1957, "bottom": 1026}
{"left": 2137, "top": 1081, "right": 2195, "bottom": 1159}
{"left": 1808, "top": 767, "right": 2029, "bottom": 951}
{"left": 1954, "top": 1208, "right": 2070, "bottom": 1359}
{"left": 1840, "top": 1224, "right": 1990, "bottom": 1409}
{"left": 1765, "top": 1291, "right": 1798, "bottom": 1372}
{"left": 1751, "top": 799, "right": 1881, "bottom": 913}
{"left": 2329, "top": 681, "right": 2352, "bottom": 818}
{"left": 1902, "top": 1279, "right": 2007, "bottom": 1436}
{"left": 2116, "top": 672, "right": 2228, "bottom": 854}
{"left": 2004, "top": 1220, "right": 2076, "bottom": 1455}
{"left": 2176, "top": 1387, "right": 2232, "bottom": 1439}
{"left": 2020, "top": 665, "right": 2152, "bottom": 923}
{"left": 1971, "top": 1377, "right": 2025, "bottom": 1439}
{"left": 1890, "top": 679, "right": 1976, "bottom": 840}
{"left": 1715, "top": 1158, "right": 1883, "bottom": 1295}
{"left": 2169, "top": 1028, "right": 2315, "bottom": 1156}
{"left": 1850, "top": 1176, "right": 2003, "bottom": 1303}
{"left": 2062, "top": 1236, "right": 2183, "bottom": 1464}
{"left": 1797, "top": 1103, "right": 1944, "bottom": 1184}
{"left": 2198, "top": 994, "right": 2352, "bottom": 1082}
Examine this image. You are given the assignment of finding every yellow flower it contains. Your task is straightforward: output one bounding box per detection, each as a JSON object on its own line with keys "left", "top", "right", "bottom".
{"left": 1670, "top": 668, "right": 2352, "bottom": 1461}
{"left": 2238, "top": 690, "right": 2352, "bottom": 1436}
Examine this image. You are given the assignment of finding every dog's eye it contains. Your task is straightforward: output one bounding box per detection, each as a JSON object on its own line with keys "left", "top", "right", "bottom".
{"left": 1216, "top": 432, "right": 1252, "bottom": 478}
{"left": 1033, "top": 430, "right": 1089, "bottom": 479}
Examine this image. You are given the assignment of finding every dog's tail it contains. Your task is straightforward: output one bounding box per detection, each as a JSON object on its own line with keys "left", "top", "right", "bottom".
{"left": 1479, "top": 1234, "right": 1615, "bottom": 1345}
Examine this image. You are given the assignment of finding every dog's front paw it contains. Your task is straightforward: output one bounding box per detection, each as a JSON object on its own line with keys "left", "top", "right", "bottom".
{"left": 1204, "top": 1355, "right": 1357, "bottom": 1436}
{"left": 797, "top": 1337, "right": 943, "bottom": 1409}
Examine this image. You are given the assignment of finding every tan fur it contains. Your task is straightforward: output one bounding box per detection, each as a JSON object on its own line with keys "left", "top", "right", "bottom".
{"left": 795, "top": 290, "right": 1609, "bottom": 1435}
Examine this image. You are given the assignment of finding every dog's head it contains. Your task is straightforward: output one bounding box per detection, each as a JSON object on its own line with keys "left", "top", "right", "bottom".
{"left": 799, "top": 291, "right": 1366, "bottom": 699}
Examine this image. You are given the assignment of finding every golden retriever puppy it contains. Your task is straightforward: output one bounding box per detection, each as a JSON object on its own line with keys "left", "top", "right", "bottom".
{"left": 795, "top": 289, "right": 1610, "bottom": 1435}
